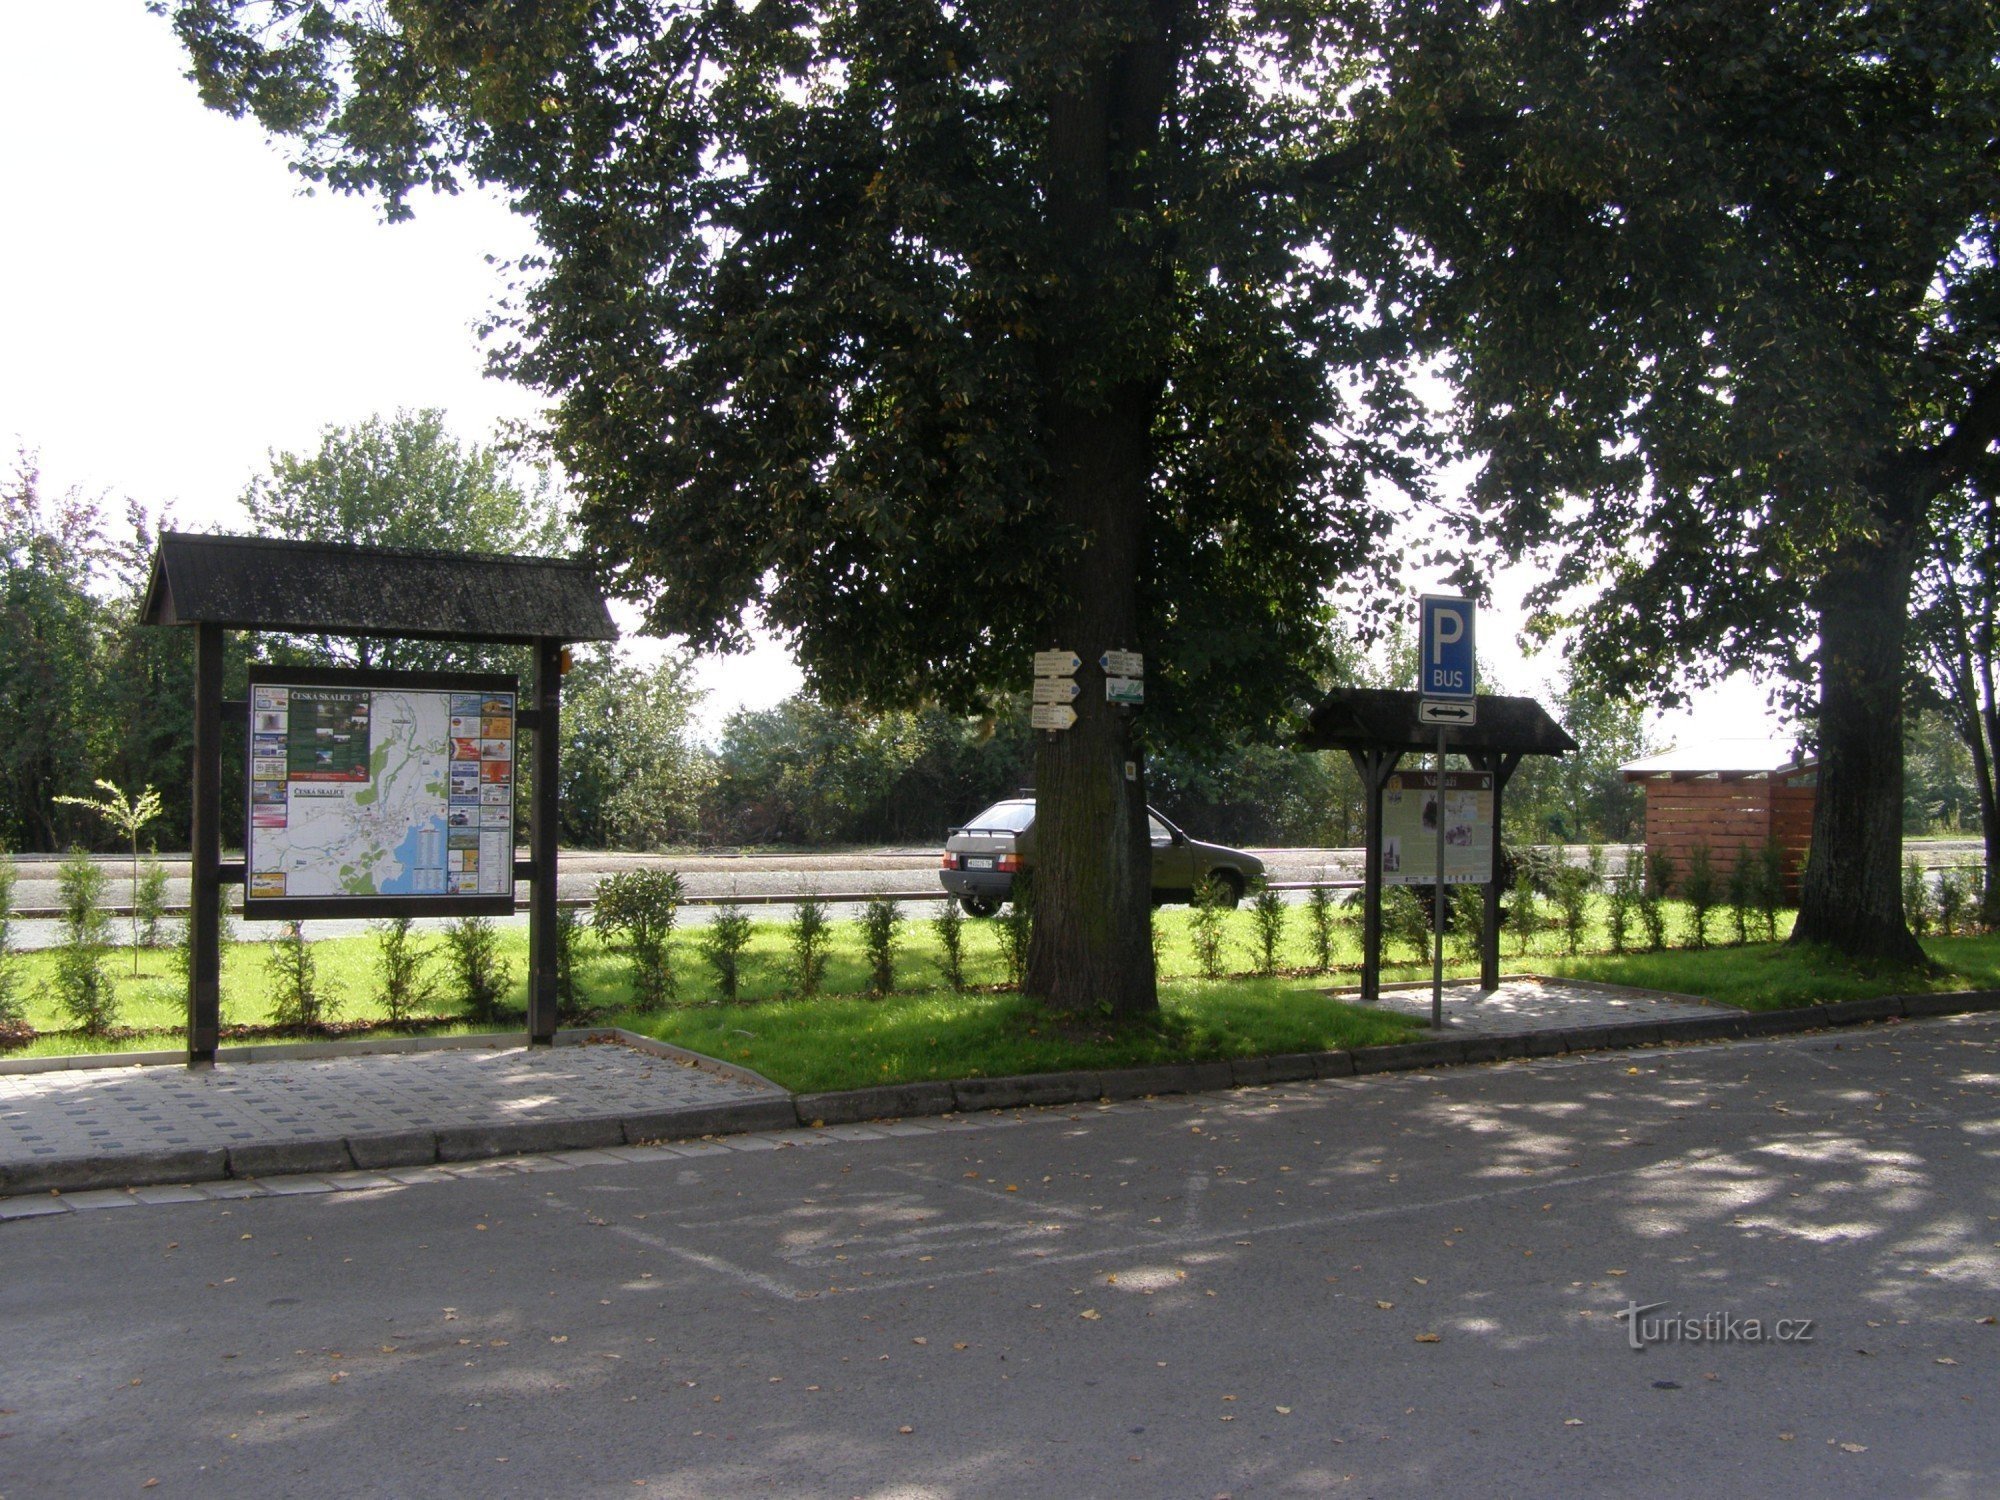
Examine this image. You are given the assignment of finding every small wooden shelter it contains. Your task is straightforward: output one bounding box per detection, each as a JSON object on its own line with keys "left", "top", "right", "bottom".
{"left": 1620, "top": 740, "right": 1815, "bottom": 899}
{"left": 1300, "top": 688, "right": 1576, "bottom": 998}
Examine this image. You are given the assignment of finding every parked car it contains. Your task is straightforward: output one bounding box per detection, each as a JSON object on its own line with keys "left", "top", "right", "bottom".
{"left": 938, "top": 797, "right": 1265, "bottom": 917}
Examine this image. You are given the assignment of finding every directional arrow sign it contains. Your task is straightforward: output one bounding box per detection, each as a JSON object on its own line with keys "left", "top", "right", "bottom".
{"left": 1031, "top": 703, "right": 1078, "bottom": 731}
{"left": 1033, "top": 677, "right": 1082, "bottom": 704}
{"left": 1033, "top": 649, "right": 1082, "bottom": 677}
{"left": 1099, "top": 648, "right": 1144, "bottom": 678}
{"left": 1418, "top": 698, "right": 1477, "bottom": 726}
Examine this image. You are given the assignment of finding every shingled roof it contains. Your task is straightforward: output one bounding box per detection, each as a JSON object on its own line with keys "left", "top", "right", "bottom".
{"left": 140, "top": 532, "right": 618, "bottom": 645}
{"left": 1299, "top": 688, "right": 1576, "bottom": 757}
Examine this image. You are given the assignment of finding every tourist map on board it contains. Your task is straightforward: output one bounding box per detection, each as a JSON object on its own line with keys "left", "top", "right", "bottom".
{"left": 245, "top": 677, "right": 515, "bottom": 906}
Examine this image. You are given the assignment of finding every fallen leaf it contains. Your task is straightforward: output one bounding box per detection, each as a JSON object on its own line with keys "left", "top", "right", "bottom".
{"left": 1838, "top": 1442, "right": 1867, "bottom": 1454}
{"left": 1079, "top": 1309, "right": 1102, "bottom": 1321}
{"left": 1936, "top": 1358, "right": 1958, "bottom": 1366}
{"left": 1564, "top": 1419, "right": 1584, "bottom": 1426}
{"left": 550, "top": 1336, "right": 568, "bottom": 1344}
{"left": 1415, "top": 1333, "right": 1441, "bottom": 1344}
{"left": 898, "top": 1425, "right": 914, "bottom": 1435}
{"left": 1275, "top": 1406, "right": 1292, "bottom": 1415}
{"left": 1376, "top": 1301, "right": 1395, "bottom": 1311}
{"left": 912, "top": 1338, "right": 928, "bottom": 1346}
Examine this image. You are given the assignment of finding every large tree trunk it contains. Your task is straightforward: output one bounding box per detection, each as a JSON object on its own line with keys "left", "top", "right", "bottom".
{"left": 1792, "top": 524, "right": 1927, "bottom": 964}
{"left": 1025, "top": 389, "right": 1159, "bottom": 1017}
{"left": 1017, "top": 7, "right": 1180, "bottom": 1019}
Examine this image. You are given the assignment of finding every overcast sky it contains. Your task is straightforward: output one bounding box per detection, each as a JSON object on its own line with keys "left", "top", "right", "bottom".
{"left": 0, "top": 1, "right": 1787, "bottom": 749}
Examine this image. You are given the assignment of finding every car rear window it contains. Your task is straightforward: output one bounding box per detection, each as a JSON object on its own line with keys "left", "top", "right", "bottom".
{"left": 963, "top": 801, "right": 1036, "bottom": 833}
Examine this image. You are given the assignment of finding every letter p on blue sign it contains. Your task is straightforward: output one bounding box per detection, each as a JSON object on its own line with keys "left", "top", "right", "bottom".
{"left": 1419, "top": 595, "right": 1476, "bottom": 700}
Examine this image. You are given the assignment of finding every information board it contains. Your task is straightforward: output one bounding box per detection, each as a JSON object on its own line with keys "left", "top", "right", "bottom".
{"left": 244, "top": 667, "right": 517, "bottom": 917}
{"left": 1380, "top": 770, "right": 1494, "bottom": 886}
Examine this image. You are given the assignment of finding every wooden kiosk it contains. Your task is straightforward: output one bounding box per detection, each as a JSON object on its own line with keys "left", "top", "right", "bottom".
{"left": 140, "top": 533, "right": 617, "bottom": 1064}
{"left": 1299, "top": 688, "right": 1575, "bottom": 999}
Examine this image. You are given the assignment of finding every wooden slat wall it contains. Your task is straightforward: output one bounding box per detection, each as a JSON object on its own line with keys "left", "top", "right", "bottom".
{"left": 1637, "top": 774, "right": 1817, "bottom": 900}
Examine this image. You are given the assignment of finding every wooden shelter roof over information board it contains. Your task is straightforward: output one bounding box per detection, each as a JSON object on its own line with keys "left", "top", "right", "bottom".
{"left": 1299, "top": 688, "right": 1577, "bottom": 758}
{"left": 140, "top": 532, "right": 619, "bottom": 645}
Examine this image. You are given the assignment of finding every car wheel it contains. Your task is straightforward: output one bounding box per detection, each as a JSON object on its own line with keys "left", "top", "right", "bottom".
{"left": 959, "top": 896, "right": 1000, "bottom": 919}
{"left": 1200, "top": 870, "right": 1244, "bottom": 909}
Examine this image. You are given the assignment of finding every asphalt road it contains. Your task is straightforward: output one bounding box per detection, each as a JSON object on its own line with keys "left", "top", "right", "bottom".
{"left": 3, "top": 1016, "right": 1996, "bottom": 1498}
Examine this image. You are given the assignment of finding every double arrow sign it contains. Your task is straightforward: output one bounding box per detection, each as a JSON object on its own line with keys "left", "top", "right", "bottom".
{"left": 1417, "top": 699, "right": 1476, "bottom": 726}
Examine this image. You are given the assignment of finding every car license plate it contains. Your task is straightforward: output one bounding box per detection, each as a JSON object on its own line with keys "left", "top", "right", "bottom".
{"left": 965, "top": 857, "right": 994, "bottom": 870}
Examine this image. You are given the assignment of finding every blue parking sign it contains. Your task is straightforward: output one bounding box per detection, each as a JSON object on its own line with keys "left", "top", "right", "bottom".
{"left": 1419, "top": 596, "right": 1476, "bottom": 700}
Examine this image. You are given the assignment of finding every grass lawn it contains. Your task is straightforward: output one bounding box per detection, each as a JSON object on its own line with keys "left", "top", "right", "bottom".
{"left": 2, "top": 896, "right": 1995, "bottom": 1091}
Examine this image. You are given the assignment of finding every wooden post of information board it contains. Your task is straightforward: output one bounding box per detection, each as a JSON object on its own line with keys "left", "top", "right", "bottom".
{"left": 526, "top": 637, "right": 563, "bottom": 1045}
{"left": 1348, "top": 747, "right": 1401, "bottom": 1003}
{"left": 188, "top": 622, "right": 224, "bottom": 1065}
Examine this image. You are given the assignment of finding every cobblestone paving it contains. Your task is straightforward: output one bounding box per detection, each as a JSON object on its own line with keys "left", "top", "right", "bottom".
{"left": 0, "top": 1043, "right": 772, "bottom": 1167}
{"left": 1352, "top": 976, "right": 1723, "bottom": 1033}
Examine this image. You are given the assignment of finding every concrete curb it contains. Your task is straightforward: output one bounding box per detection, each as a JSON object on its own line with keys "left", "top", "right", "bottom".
{"left": 7, "top": 991, "right": 1999, "bottom": 1201}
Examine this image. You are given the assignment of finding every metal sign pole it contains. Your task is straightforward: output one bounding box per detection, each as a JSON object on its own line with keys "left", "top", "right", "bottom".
{"left": 1432, "top": 723, "right": 1447, "bottom": 1029}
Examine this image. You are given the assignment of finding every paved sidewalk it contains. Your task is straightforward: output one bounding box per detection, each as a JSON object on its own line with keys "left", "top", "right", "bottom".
{"left": 0, "top": 1034, "right": 788, "bottom": 1197}
{"left": 3, "top": 977, "right": 1980, "bottom": 1205}
{"left": 1351, "top": 975, "right": 1720, "bottom": 1033}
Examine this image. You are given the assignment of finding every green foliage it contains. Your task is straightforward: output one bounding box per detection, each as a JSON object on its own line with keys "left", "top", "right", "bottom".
{"left": 268, "top": 924, "right": 342, "bottom": 1040}
{"left": 1638, "top": 847, "right": 1677, "bottom": 951}
{"left": 266, "top": 920, "right": 338, "bottom": 1030}
{"left": 1, "top": 464, "right": 111, "bottom": 852}
{"left": 711, "top": 696, "right": 1033, "bottom": 847}
{"left": 52, "top": 780, "right": 165, "bottom": 973}
{"left": 1756, "top": 838, "right": 1788, "bottom": 942}
{"left": 48, "top": 848, "right": 116, "bottom": 1035}
{"left": 1502, "top": 670, "right": 1652, "bottom": 843}
{"left": 1935, "top": 865, "right": 1972, "bottom": 937}
{"left": 1604, "top": 863, "right": 1638, "bottom": 956}
{"left": 592, "top": 869, "right": 684, "bottom": 1010}
{"left": 0, "top": 853, "right": 22, "bottom": 1034}
{"left": 1000, "top": 875, "right": 1035, "bottom": 991}
{"left": 1385, "top": 0, "right": 2000, "bottom": 958}
{"left": 1725, "top": 851, "right": 1756, "bottom": 946}
{"left": 1681, "top": 844, "right": 1718, "bottom": 950}
{"left": 931, "top": 899, "right": 966, "bottom": 994}
{"left": 1449, "top": 884, "right": 1485, "bottom": 963}
{"left": 1508, "top": 860, "right": 1541, "bottom": 956}
{"left": 698, "top": 899, "right": 754, "bottom": 1004}
{"left": 372, "top": 915, "right": 438, "bottom": 1027}
{"left": 444, "top": 916, "right": 513, "bottom": 1026}
{"left": 1903, "top": 858, "right": 1936, "bottom": 938}
{"left": 240, "top": 409, "right": 565, "bottom": 672}
{"left": 1305, "top": 885, "right": 1337, "bottom": 974}
{"left": 560, "top": 649, "right": 712, "bottom": 849}
{"left": 1250, "top": 887, "right": 1287, "bottom": 977}
{"left": 133, "top": 858, "right": 169, "bottom": 949}
{"left": 1189, "top": 877, "right": 1228, "bottom": 981}
{"left": 787, "top": 892, "right": 833, "bottom": 999}
{"left": 1387, "top": 886, "right": 1435, "bottom": 965}
{"left": 862, "top": 897, "right": 903, "bottom": 996}
{"left": 555, "top": 905, "right": 592, "bottom": 1023}
{"left": 1549, "top": 857, "right": 1598, "bottom": 958}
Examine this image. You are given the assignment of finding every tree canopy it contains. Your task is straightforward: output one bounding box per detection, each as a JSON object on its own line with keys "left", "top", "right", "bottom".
{"left": 241, "top": 407, "right": 569, "bottom": 670}
{"left": 169, "top": 0, "right": 1428, "bottom": 1013}
{"left": 1373, "top": 0, "right": 2000, "bottom": 959}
